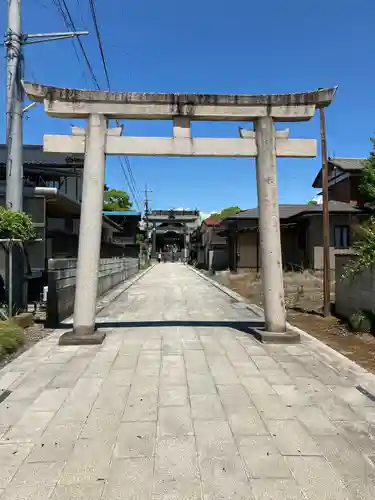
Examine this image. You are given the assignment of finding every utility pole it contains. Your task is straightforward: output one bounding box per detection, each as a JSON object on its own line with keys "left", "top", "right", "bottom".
{"left": 320, "top": 106, "right": 331, "bottom": 317}
{"left": 142, "top": 186, "right": 152, "bottom": 263}
{"left": 6, "top": 0, "right": 23, "bottom": 211}
{"left": 5, "top": 0, "right": 88, "bottom": 213}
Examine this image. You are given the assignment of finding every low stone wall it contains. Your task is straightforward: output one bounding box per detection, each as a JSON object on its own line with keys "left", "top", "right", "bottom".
{"left": 46, "top": 257, "right": 139, "bottom": 327}
{"left": 335, "top": 253, "right": 375, "bottom": 320}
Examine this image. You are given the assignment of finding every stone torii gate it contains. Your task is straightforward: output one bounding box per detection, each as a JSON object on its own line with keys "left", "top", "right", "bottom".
{"left": 24, "top": 83, "right": 336, "bottom": 345}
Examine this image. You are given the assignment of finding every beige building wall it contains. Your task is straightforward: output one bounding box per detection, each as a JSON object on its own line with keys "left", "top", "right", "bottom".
{"left": 237, "top": 232, "right": 258, "bottom": 268}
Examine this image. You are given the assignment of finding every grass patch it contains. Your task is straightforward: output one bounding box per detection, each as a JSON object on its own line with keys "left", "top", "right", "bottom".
{"left": 0, "top": 320, "right": 24, "bottom": 360}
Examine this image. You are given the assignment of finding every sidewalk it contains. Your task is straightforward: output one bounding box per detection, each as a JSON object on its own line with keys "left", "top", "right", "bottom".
{"left": 0, "top": 263, "right": 375, "bottom": 499}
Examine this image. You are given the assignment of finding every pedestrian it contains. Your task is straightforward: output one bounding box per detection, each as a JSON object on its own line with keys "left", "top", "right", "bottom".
{"left": 157, "top": 251, "right": 161, "bottom": 263}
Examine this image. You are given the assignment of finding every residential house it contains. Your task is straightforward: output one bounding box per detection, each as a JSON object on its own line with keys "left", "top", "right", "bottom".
{"left": 219, "top": 202, "right": 367, "bottom": 272}
{"left": 0, "top": 145, "right": 126, "bottom": 302}
{"left": 312, "top": 158, "right": 365, "bottom": 205}
{"left": 191, "top": 218, "right": 228, "bottom": 270}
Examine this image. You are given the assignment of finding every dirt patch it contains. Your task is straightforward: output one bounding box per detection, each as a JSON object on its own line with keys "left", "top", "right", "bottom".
{"left": 214, "top": 269, "right": 375, "bottom": 375}
{"left": 0, "top": 322, "right": 53, "bottom": 370}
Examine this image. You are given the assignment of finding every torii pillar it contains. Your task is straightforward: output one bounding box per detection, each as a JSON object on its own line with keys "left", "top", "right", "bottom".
{"left": 23, "top": 83, "right": 336, "bottom": 345}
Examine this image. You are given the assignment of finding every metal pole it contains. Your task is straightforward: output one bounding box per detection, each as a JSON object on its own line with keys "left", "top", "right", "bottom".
{"left": 320, "top": 107, "right": 331, "bottom": 317}
{"left": 6, "top": 0, "right": 23, "bottom": 212}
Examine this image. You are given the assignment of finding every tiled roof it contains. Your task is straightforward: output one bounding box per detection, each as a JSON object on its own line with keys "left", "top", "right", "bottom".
{"left": 329, "top": 158, "right": 365, "bottom": 171}
{"left": 203, "top": 218, "right": 220, "bottom": 226}
{"left": 312, "top": 157, "right": 365, "bottom": 188}
{"left": 227, "top": 201, "right": 362, "bottom": 220}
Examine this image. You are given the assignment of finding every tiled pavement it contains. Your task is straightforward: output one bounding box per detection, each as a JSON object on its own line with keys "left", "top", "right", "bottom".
{"left": 1, "top": 263, "right": 375, "bottom": 499}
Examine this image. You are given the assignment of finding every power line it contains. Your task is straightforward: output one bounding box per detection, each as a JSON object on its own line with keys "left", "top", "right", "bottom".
{"left": 53, "top": 0, "right": 100, "bottom": 89}
{"left": 88, "top": 0, "right": 111, "bottom": 90}
{"left": 52, "top": 0, "right": 142, "bottom": 209}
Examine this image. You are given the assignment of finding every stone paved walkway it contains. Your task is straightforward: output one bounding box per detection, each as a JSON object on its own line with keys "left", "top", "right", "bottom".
{"left": 1, "top": 263, "right": 375, "bottom": 499}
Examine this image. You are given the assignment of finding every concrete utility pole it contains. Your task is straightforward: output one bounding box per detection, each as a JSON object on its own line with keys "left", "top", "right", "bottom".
{"left": 6, "top": 0, "right": 23, "bottom": 211}
{"left": 143, "top": 186, "right": 152, "bottom": 260}
{"left": 5, "top": 0, "right": 88, "bottom": 212}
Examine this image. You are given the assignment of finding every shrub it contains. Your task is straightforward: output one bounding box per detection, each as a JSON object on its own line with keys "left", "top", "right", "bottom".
{"left": 348, "top": 309, "right": 375, "bottom": 334}
{"left": 0, "top": 206, "right": 36, "bottom": 241}
{"left": 0, "top": 320, "right": 24, "bottom": 359}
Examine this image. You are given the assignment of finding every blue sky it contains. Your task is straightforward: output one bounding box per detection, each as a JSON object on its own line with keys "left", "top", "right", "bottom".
{"left": 1, "top": 0, "right": 375, "bottom": 213}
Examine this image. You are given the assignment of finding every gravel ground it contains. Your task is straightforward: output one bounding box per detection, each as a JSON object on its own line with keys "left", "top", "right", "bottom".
{"left": 0, "top": 321, "right": 53, "bottom": 370}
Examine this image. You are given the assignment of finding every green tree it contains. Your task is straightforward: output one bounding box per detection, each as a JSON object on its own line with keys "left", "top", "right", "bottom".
{"left": 103, "top": 189, "right": 132, "bottom": 211}
{"left": 359, "top": 138, "right": 375, "bottom": 206}
{"left": 0, "top": 207, "right": 36, "bottom": 241}
{"left": 345, "top": 138, "right": 375, "bottom": 276}
{"left": 209, "top": 206, "right": 241, "bottom": 220}
{"left": 307, "top": 200, "right": 318, "bottom": 205}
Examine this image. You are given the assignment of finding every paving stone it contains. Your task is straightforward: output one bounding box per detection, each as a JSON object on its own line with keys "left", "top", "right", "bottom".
{"left": 0, "top": 442, "right": 34, "bottom": 489}
{"left": 251, "top": 356, "right": 280, "bottom": 371}
{"left": 4, "top": 410, "right": 55, "bottom": 443}
{"left": 335, "top": 420, "right": 375, "bottom": 454}
{"left": 279, "top": 361, "right": 314, "bottom": 378}
{"left": 231, "top": 360, "right": 261, "bottom": 378}
{"left": 50, "top": 482, "right": 106, "bottom": 500}
{"left": 329, "top": 386, "right": 375, "bottom": 407}
{"left": 122, "top": 392, "right": 158, "bottom": 422}
{"left": 207, "top": 356, "right": 239, "bottom": 385}
{"left": 250, "top": 394, "right": 295, "bottom": 420}
{"left": 190, "top": 394, "right": 225, "bottom": 420}
{"left": 159, "top": 384, "right": 188, "bottom": 406}
{"left": 315, "top": 395, "right": 359, "bottom": 421}
{"left": 184, "top": 351, "right": 210, "bottom": 375}
{"left": 216, "top": 384, "right": 253, "bottom": 412}
{"left": 194, "top": 420, "right": 237, "bottom": 458}
{"left": 28, "top": 388, "right": 71, "bottom": 412}
{"left": 103, "top": 368, "right": 135, "bottom": 386}
{"left": 251, "top": 478, "right": 305, "bottom": 500}
{"left": 158, "top": 406, "right": 193, "bottom": 437}
{"left": 262, "top": 370, "right": 293, "bottom": 386}
{"left": 266, "top": 419, "right": 322, "bottom": 456}
{"left": 242, "top": 377, "right": 275, "bottom": 396}
{"left": 295, "top": 406, "right": 339, "bottom": 435}
{"left": 285, "top": 455, "right": 353, "bottom": 500}
{"left": 59, "top": 439, "right": 114, "bottom": 485}
{"left": 314, "top": 434, "right": 375, "bottom": 480}
{"left": 115, "top": 421, "right": 157, "bottom": 458}
{"left": 2, "top": 461, "right": 64, "bottom": 500}
{"left": 227, "top": 407, "right": 268, "bottom": 436}
{"left": 237, "top": 435, "right": 292, "bottom": 479}
{"left": 272, "top": 385, "right": 312, "bottom": 406}
{"left": 0, "top": 371, "right": 23, "bottom": 391}
{"left": 187, "top": 373, "right": 217, "bottom": 395}
{"left": 154, "top": 435, "right": 201, "bottom": 497}
{"left": 199, "top": 452, "right": 251, "bottom": 500}
{"left": 103, "top": 457, "right": 153, "bottom": 500}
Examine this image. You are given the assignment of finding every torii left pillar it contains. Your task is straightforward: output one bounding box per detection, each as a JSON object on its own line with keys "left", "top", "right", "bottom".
{"left": 59, "top": 114, "right": 107, "bottom": 345}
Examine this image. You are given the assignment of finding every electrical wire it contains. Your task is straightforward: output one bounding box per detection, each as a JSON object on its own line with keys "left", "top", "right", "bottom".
{"left": 53, "top": 0, "right": 100, "bottom": 89}
{"left": 52, "top": 0, "right": 142, "bottom": 210}
{"left": 88, "top": 0, "right": 111, "bottom": 90}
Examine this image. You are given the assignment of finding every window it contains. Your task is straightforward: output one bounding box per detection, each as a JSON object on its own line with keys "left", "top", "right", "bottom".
{"left": 334, "top": 225, "right": 350, "bottom": 249}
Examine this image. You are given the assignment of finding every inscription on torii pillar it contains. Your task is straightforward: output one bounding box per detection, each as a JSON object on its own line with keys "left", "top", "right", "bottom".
{"left": 24, "top": 83, "right": 336, "bottom": 345}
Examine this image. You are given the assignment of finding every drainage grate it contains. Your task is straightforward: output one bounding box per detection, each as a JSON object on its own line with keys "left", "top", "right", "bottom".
{"left": 356, "top": 385, "right": 375, "bottom": 404}
{"left": 0, "top": 390, "right": 12, "bottom": 404}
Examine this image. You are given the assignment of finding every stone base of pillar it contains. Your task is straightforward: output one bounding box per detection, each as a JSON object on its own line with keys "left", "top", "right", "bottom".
{"left": 251, "top": 327, "right": 300, "bottom": 344}
{"left": 58, "top": 329, "right": 106, "bottom": 346}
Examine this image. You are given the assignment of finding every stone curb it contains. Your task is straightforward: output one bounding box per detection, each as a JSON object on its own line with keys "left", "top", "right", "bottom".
{"left": 188, "top": 266, "right": 375, "bottom": 389}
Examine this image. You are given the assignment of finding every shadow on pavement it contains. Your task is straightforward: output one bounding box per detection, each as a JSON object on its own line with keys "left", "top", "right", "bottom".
{"left": 56, "top": 320, "right": 265, "bottom": 335}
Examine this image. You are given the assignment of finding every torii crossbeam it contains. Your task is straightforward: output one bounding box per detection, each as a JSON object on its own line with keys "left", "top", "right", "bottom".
{"left": 23, "top": 83, "right": 336, "bottom": 345}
